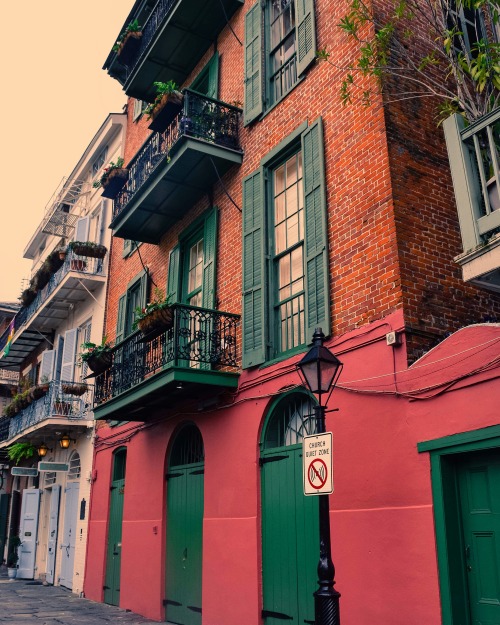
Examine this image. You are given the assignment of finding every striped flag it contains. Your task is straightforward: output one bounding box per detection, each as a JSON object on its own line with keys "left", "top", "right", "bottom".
{"left": 0, "top": 318, "right": 15, "bottom": 359}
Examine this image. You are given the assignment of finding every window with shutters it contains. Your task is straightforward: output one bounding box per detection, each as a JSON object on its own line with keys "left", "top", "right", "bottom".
{"left": 445, "top": 0, "right": 486, "bottom": 57}
{"left": 115, "top": 270, "right": 149, "bottom": 344}
{"left": 244, "top": 0, "right": 316, "bottom": 124}
{"left": 190, "top": 53, "right": 219, "bottom": 99}
{"left": 92, "top": 147, "right": 108, "bottom": 179}
{"left": 242, "top": 119, "right": 329, "bottom": 368}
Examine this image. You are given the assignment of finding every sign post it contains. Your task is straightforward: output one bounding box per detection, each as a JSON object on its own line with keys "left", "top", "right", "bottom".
{"left": 303, "top": 432, "right": 333, "bottom": 495}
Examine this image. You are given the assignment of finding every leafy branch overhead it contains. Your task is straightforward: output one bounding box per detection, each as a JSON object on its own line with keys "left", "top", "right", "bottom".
{"left": 321, "top": 0, "right": 500, "bottom": 122}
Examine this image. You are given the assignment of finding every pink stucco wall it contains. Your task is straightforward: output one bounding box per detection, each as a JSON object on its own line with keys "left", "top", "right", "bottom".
{"left": 84, "top": 310, "right": 500, "bottom": 624}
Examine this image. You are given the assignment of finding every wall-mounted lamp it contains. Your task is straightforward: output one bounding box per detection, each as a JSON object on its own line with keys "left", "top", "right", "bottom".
{"left": 37, "top": 443, "right": 51, "bottom": 458}
{"left": 59, "top": 434, "right": 76, "bottom": 449}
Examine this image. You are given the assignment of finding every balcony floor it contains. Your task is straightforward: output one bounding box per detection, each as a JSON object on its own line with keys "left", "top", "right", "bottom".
{"left": 111, "top": 136, "right": 243, "bottom": 243}
{"left": 93, "top": 366, "right": 239, "bottom": 422}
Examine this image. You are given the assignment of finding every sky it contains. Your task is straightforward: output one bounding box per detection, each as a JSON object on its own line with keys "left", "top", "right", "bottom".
{"left": 0, "top": 1, "right": 132, "bottom": 302}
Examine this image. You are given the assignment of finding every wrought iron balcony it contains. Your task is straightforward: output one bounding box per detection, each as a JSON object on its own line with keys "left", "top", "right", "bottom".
{"left": 0, "top": 380, "right": 93, "bottom": 445}
{"left": 104, "top": 0, "right": 244, "bottom": 101}
{"left": 0, "top": 250, "right": 106, "bottom": 368}
{"left": 93, "top": 304, "right": 240, "bottom": 422}
{"left": 444, "top": 110, "right": 500, "bottom": 292}
{"left": 110, "top": 90, "right": 243, "bottom": 243}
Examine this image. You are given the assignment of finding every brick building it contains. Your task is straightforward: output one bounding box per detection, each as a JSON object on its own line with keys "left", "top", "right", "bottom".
{"left": 83, "top": 1, "right": 500, "bottom": 624}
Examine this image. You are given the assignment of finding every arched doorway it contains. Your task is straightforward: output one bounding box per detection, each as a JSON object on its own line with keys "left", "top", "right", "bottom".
{"left": 166, "top": 424, "right": 204, "bottom": 625}
{"left": 260, "top": 391, "right": 319, "bottom": 625}
{"left": 104, "top": 447, "right": 127, "bottom": 606}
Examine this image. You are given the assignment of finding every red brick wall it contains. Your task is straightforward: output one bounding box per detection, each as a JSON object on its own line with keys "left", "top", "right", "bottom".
{"left": 104, "top": 0, "right": 500, "bottom": 362}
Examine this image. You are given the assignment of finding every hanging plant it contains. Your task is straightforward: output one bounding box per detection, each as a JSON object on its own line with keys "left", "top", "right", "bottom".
{"left": 7, "top": 442, "right": 37, "bottom": 465}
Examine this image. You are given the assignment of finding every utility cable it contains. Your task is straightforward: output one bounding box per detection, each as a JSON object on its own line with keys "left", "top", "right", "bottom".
{"left": 210, "top": 158, "right": 242, "bottom": 212}
{"left": 218, "top": 0, "right": 243, "bottom": 46}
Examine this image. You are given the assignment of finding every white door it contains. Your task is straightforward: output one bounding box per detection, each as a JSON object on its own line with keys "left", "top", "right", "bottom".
{"left": 46, "top": 485, "right": 61, "bottom": 584}
{"left": 59, "top": 481, "right": 79, "bottom": 589}
{"left": 17, "top": 489, "right": 41, "bottom": 579}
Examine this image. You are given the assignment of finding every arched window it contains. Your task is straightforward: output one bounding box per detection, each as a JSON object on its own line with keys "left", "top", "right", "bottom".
{"left": 262, "top": 391, "right": 316, "bottom": 449}
{"left": 68, "top": 451, "right": 81, "bottom": 481}
{"left": 169, "top": 424, "right": 204, "bottom": 467}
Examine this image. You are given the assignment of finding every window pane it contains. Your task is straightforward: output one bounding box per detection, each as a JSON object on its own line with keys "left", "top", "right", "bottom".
{"left": 275, "top": 222, "right": 286, "bottom": 254}
{"left": 275, "top": 194, "right": 286, "bottom": 223}
{"left": 275, "top": 164, "right": 285, "bottom": 195}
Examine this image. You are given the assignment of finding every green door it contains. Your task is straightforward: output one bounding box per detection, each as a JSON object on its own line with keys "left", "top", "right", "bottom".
{"left": 458, "top": 451, "right": 500, "bottom": 625}
{"left": 166, "top": 425, "right": 204, "bottom": 625}
{"left": 261, "top": 393, "right": 319, "bottom": 625}
{"left": 104, "top": 449, "right": 127, "bottom": 606}
{"left": 0, "top": 494, "right": 10, "bottom": 559}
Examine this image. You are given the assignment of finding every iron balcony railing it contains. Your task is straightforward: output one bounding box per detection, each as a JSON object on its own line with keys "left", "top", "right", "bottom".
{"left": 94, "top": 304, "right": 240, "bottom": 406}
{"left": 0, "top": 380, "right": 93, "bottom": 443}
{"left": 112, "top": 90, "right": 242, "bottom": 222}
{"left": 111, "top": 0, "right": 178, "bottom": 82}
{"left": 0, "top": 250, "right": 105, "bottom": 354}
{"left": 0, "top": 369, "right": 19, "bottom": 385}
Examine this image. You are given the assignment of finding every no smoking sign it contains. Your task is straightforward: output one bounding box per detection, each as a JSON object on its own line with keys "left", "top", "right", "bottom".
{"left": 303, "top": 432, "right": 333, "bottom": 495}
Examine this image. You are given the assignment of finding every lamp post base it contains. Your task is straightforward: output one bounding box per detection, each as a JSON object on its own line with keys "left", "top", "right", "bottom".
{"left": 315, "top": 585, "right": 341, "bottom": 625}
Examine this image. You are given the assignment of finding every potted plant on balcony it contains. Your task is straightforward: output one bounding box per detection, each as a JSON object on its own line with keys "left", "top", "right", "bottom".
{"left": 113, "top": 19, "right": 142, "bottom": 65}
{"left": 30, "top": 376, "right": 50, "bottom": 401}
{"left": 68, "top": 241, "right": 108, "bottom": 259}
{"left": 45, "top": 249, "right": 65, "bottom": 274}
{"left": 79, "top": 336, "right": 113, "bottom": 374}
{"left": 6, "top": 535, "right": 22, "bottom": 579}
{"left": 93, "top": 157, "right": 128, "bottom": 199}
{"left": 53, "top": 396, "right": 71, "bottom": 415}
{"left": 19, "top": 288, "right": 36, "bottom": 308}
{"left": 133, "top": 288, "right": 174, "bottom": 340}
{"left": 30, "top": 261, "right": 52, "bottom": 292}
{"left": 61, "top": 381, "right": 88, "bottom": 396}
{"left": 145, "top": 81, "right": 183, "bottom": 133}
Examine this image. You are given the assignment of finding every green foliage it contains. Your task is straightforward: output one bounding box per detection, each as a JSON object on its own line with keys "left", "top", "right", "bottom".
{"left": 323, "top": 0, "right": 500, "bottom": 123}
{"left": 133, "top": 287, "right": 173, "bottom": 329}
{"left": 112, "top": 19, "right": 142, "bottom": 51}
{"left": 78, "top": 336, "right": 112, "bottom": 365}
{"left": 93, "top": 157, "right": 125, "bottom": 188}
{"left": 144, "top": 81, "right": 181, "bottom": 118}
{"left": 7, "top": 442, "right": 37, "bottom": 465}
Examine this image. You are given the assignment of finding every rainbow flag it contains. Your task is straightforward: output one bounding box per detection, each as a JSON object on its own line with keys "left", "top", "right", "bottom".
{"left": 0, "top": 318, "right": 15, "bottom": 359}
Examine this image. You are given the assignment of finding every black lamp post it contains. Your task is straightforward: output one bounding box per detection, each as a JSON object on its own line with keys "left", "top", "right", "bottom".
{"left": 297, "top": 327, "right": 343, "bottom": 625}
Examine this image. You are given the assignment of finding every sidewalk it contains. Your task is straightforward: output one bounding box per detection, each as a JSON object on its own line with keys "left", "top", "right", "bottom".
{"left": 0, "top": 566, "right": 161, "bottom": 624}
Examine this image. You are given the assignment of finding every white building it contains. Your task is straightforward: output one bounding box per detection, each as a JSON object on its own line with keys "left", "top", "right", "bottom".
{"left": 0, "top": 112, "right": 126, "bottom": 593}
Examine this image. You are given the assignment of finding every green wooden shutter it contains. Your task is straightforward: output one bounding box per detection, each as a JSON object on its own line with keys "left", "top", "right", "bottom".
{"left": 295, "top": 0, "right": 317, "bottom": 76}
{"left": 242, "top": 169, "right": 267, "bottom": 368}
{"left": 123, "top": 240, "right": 133, "bottom": 257}
{"left": 115, "top": 294, "right": 127, "bottom": 344}
{"left": 167, "top": 245, "right": 181, "bottom": 304}
{"left": 202, "top": 208, "right": 218, "bottom": 309}
{"left": 208, "top": 52, "right": 219, "bottom": 99}
{"left": 302, "top": 118, "right": 330, "bottom": 339}
{"left": 138, "top": 269, "right": 148, "bottom": 308}
{"left": 244, "top": 2, "right": 263, "bottom": 125}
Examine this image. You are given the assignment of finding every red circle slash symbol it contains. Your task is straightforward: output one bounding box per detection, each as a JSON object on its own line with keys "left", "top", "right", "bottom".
{"left": 308, "top": 459, "right": 328, "bottom": 489}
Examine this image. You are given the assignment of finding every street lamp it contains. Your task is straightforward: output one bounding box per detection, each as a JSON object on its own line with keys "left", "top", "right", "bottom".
{"left": 297, "top": 327, "right": 343, "bottom": 625}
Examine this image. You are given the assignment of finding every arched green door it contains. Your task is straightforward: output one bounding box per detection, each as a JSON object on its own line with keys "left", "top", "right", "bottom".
{"left": 166, "top": 425, "right": 204, "bottom": 625}
{"left": 261, "top": 392, "right": 319, "bottom": 625}
{"left": 105, "top": 448, "right": 127, "bottom": 606}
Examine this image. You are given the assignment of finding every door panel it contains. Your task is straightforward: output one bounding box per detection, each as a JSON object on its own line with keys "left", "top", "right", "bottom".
{"left": 458, "top": 451, "right": 500, "bottom": 625}
{"left": 17, "top": 489, "right": 41, "bottom": 579}
{"left": 0, "top": 493, "right": 10, "bottom": 559}
{"left": 261, "top": 445, "right": 318, "bottom": 625}
{"left": 166, "top": 462, "right": 204, "bottom": 625}
{"left": 59, "top": 481, "right": 79, "bottom": 589}
{"left": 105, "top": 478, "right": 125, "bottom": 606}
{"left": 46, "top": 485, "right": 61, "bottom": 585}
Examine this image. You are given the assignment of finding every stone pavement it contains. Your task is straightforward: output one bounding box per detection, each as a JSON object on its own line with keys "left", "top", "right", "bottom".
{"left": 0, "top": 566, "right": 161, "bottom": 624}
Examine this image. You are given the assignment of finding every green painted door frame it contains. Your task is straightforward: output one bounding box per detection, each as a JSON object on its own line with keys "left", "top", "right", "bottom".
{"left": 418, "top": 425, "right": 500, "bottom": 625}
{"left": 104, "top": 449, "right": 127, "bottom": 606}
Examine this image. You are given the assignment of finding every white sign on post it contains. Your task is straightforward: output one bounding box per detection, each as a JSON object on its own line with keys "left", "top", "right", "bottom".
{"left": 303, "top": 432, "right": 333, "bottom": 496}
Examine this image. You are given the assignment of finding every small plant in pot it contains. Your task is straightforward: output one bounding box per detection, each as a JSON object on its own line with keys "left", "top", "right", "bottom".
{"left": 79, "top": 336, "right": 113, "bottom": 374}
{"left": 30, "top": 375, "right": 50, "bottom": 401}
{"left": 68, "top": 240, "right": 108, "bottom": 259}
{"left": 93, "top": 157, "right": 128, "bottom": 199}
{"left": 145, "top": 81, "right": 183, "bottom": 133}
{"left": 6, "top": 535, "right": 22, "bottom": 579}
{"left": 61, "top": 381, "right": 88, "bottom": 396}
{"left": 19, "top": 287, "right": 36, "bottom": 308}
{"left": 113, "top": 18, "right": 142, "bottom": 65}
{"left": 133, "top": 288, "right": 174, "bottom": 339}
